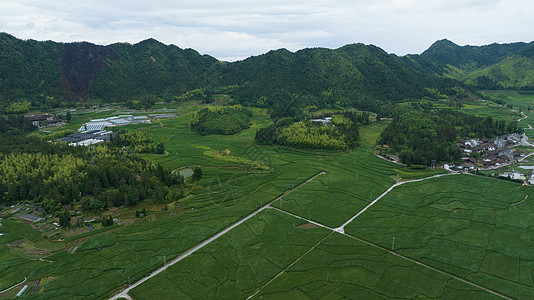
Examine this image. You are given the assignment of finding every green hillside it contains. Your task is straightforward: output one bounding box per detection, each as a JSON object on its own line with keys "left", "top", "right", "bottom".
{"left": 408, "top": 38, "right": 534, "bottom": 90}
{"left": 2, "top": 32, "right": 534, "bottom": 116}
{"left": 0, "top": 33, "right": 461, "bottom": 117}
{"left": 466, "top": 55, "right": 534, "bottom": 89}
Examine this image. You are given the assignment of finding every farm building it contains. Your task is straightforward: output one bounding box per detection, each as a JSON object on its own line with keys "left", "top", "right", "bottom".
{"left": 77, "top": 115, "right": 149, "bottom": 132}
{"left": 55, "top": 130, "right": 113, "bottom": 146}
{"left": 19, "top": 214, "right": 45, "bottom": 222}
{"left": 311, "top": 117, "right": 332, "bottom": 125}
{"left": 24, "top": 114, "right": 65, "bottom": 128}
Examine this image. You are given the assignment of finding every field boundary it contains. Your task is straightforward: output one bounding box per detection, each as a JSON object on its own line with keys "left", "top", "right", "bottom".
{"left": 109, "top": 171, "right": 326, "bottom": 300}
{"left": 335, "top": 173, "right": 456, "bottom": 233}
{"left": 246, "top": 231, "right": 334, "bottom": 300}
{"left": 268, "top": 206, "right": 512, "bottom": 299}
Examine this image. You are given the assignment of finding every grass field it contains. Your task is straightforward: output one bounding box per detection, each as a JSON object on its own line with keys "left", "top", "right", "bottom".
{"left": 4, "top": 101, "right": 534, "bottom": 299}
{"left": 481, "top": 90, "right": 534, "bottom": 132}
{"left": 129, "top": 209, "right": 331, "bottom": 299}
{"left": 251, "top": 233, "right": 500, "bottom": 299}
{"left": 345, "top": 174, "right": 534, "bottom": 299}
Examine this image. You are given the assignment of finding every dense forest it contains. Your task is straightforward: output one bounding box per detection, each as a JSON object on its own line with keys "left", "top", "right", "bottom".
{"left": 190, "top": 105, "right": 252, "bottom": 135}
{"left": 255, "top": 112, "right": 369, "bottom": 150}
{"left": 3, "top": 33, "right": 534, "bottom": 119}
{"left": 0, "top": 115, "right": 184, "bottom": 214}
{"left": 0, "top": 33, "right": 462, "bottom": 118}
{"left": 378, "top": 110, "right": 522, "bottom": 166}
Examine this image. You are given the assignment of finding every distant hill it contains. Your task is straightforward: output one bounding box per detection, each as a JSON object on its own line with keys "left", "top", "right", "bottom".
{"left": 407, "top": 38, "right": 534, "bottom": 89}
{"left": 222, "top": 44, "right": 459, "bottom": 116}
{"left": 0, "top": 33, "right": 219, "bottom": 104}
{"left": 2, "top": 33, "right": 533, "bottom": 116}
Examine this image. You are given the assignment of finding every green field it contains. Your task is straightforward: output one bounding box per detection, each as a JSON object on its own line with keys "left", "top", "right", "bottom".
{"left": 481, "top": 90, "right": 534, "bottom": 131}
{"left": 345, "top": 174, "right": 534, "bottom": 299}
{"left": 130, "top": 209, "right": 331, "bottom": 299}
{"left": 3, "top": 101, "right": 534, "bottom": 299}
{"left": 251, "top": 233, "right": 500, "bottom": 299}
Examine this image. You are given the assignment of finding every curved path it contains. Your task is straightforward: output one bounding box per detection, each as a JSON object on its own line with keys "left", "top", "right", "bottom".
{"left": 334, "top": 173, "right": 454, "bottom": 234}
{"left": 519, "top": 111, "right": 533, "bottom": 129}
{"left": 264, "top": 171, "right": 513, "bottom": 300}
{"left": 265, "top": 205, "right": 512, "bottom": 300}
{"left": 109, "top": 171, "right": 326, "bottom": 300}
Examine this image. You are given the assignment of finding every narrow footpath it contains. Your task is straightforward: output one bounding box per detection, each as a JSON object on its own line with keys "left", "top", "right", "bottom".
{"left": 109, "top": 171, "right": 326, "bottom": 300}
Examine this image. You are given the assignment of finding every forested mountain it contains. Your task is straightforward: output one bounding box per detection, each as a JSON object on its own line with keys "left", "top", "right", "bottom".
{"left": 0, "top": 33, "right": 220, "bottom": 105}
{"left": 1, "top": 32, "right": 533, "bottom": 115}
{"left": 407, "top": 39, "right": 534, "bottom": 89}
{"left": 222, "top": 44, "right": 460, "bottom": 117}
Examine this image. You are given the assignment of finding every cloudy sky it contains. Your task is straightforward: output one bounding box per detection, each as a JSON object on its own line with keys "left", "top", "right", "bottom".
{"left": 1, "top": 0, "right": 533, "bottom": 61}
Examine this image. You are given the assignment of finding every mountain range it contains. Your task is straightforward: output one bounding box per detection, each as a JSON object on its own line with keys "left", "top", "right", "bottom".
{"left": 1, "top": 32, "right": 533, "bottom": 115}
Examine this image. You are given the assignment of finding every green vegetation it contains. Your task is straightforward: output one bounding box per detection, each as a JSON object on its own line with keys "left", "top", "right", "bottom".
{"left": 0, "top": 121, "right": 185, "bottom": 212}
{"left": 345, "top": 175, "right": 534, "bottom": 299}
{"left": 190, "top": 105, "right": 252, "bottom": 135}
{"left": 2, "top": 100, "right": 31, "bottom": 114}
{"left": 253, "top": 233, "right": 497, "bottom": 299}
{"left": 0, "top": 102, "right": 531, "bottom": 299}
{"left": 3, "top": 31, "right": 534, "bottom": 300}
{"left": 378, "top": 109, "right": 521, "bottom": 166}
{"left": 129, "top": 209, "right": 331, "bottom": 299}
{"left": 111, "top": 130, "right": 165, "bottom": 154}
{"left": 255, "top": 112, "right": 368, "bottom": 150}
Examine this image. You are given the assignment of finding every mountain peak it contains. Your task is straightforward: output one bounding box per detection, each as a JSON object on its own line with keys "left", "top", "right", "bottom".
{"left": 425, "top": 39, "right": 459, "bottom": 53}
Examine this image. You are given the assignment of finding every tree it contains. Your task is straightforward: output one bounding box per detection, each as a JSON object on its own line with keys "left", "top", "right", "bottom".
{"left": 59, "top": 210, "right": 71, "bottom": 227}
{"left": 102, "top": 215, "right": 114, "bottom": 226}
{"left": 66, "top": 111, "right": 72, "bottom": 122}
{"left": 192, "top": 167, "right": 203, "bottom": 183}
{"left": 156, "top": 143, "right": 165, "bottom": 154}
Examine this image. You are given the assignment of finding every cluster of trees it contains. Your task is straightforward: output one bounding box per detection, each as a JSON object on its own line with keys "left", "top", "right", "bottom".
{"left": 0, "top": 125, "right": 185, "bottom": 213}
{"left": 190, "top": 105, "right": 252, "bottom": 135}
{"left": 0, "top": 114, "right": 35, "bottom": 134}
{"left": 110, "top": 130, "right": 165, "bottom": 154}
{"left": 255, "top": 112, "right": 369, "bottom": 150}
{"left": 2, "top": 100, "right": 31, "bottom": 114}
{"left": 378, "top": 110, "right": 522, "bottom": 166}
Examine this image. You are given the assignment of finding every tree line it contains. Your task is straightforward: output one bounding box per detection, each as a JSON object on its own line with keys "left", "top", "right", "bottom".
{"left": 255, "top": 111, "right": 369, "bottom": 150}
{"left": 190, "top": 105, "right": 252, "bottom": 135}
{"left": 378, "top": 109, "right": 523, "bottom": 166}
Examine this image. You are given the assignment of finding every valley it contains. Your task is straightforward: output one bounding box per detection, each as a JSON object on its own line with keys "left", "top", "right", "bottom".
{"left": 1, "top": 33, "right": 534, "bottom": 299}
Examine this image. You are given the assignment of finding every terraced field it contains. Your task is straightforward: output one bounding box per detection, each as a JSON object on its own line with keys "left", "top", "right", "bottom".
{"left": 4, "top": 102, "right": 534, "bottom": 299}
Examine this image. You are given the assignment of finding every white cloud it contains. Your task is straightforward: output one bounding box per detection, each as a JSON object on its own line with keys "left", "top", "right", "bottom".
{"left": 0, "top": 0, "right": 533, "bottom": 61}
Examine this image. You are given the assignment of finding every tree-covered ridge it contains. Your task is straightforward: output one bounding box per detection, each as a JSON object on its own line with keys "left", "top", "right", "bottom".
{"left": 225, "top": 44, "right": 460, "bottom": 118}
{"left": 408, "top": 39, "right": 534, "bottom": 90}
{"left": 378, "top": 110, "right": 522, "bottom": 166}
{"left": 255, "top": 112, "right": 369, "bottom": 150}
{"left": 0, "top": 33, "right": 461, "bottom": 117}
{"left": 190, "top": 105, "right": 252, "bottom": 135}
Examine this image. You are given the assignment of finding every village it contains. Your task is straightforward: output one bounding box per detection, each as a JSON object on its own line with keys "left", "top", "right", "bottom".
{"left": 445, "top": 133, "right": 534, "bottom": 184}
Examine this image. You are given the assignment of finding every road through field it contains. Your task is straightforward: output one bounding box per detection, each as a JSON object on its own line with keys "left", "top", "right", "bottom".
{"left": 335, "top": 172, "right": 455, "bottom": 234}
{"left": 109, "top": 171, "right": 326, "bottom": 300}
{"left": 266, "top": 205, "right": 512, "bottom": 300}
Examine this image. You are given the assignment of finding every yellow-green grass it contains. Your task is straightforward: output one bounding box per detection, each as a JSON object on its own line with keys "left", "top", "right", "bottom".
{"left": 345, "top": 174, "right": 534, "bottom": 299}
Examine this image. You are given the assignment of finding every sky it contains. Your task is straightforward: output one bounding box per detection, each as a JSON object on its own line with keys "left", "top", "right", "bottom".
{"left": 1, "top": 0, "right": 533, "bottom": 61}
